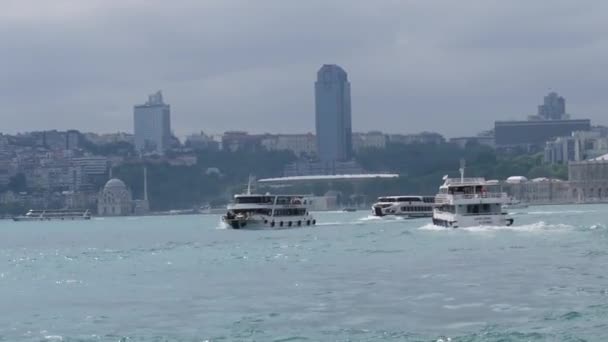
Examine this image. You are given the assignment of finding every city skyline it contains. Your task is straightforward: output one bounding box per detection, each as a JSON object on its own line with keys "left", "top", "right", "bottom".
{"left": 2, "top": 1, "right": 608, "bottom": 138}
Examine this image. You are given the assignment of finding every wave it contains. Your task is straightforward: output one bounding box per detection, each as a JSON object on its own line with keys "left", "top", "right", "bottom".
{"left": 588, "top": 223, "right": 606, "bottom": 230}
{"left": 359, "top": 215, "right": 405, "bottom": 222}
{"left": 418, "top": 221, "right": 573, "bottom": 232}
{"left": 527, "top": 210, "right": 599, "bottom": 215}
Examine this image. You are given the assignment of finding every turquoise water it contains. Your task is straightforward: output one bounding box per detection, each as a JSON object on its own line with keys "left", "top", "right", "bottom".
{"left": 1, "top": 205, "right": 607, "bottom": 341}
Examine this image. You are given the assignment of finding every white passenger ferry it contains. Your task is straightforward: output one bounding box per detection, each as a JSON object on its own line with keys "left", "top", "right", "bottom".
{"left": 372, "top": 196, "right": 435, "bottom": 218}
{"left": 13, "top": 209, "right": 92, "bottom": 222}
{"left": 432, "top": 165, "right": 513, "bottom": 228}
{"left": 221, "top": 180, "right": 316, "bottom": 229}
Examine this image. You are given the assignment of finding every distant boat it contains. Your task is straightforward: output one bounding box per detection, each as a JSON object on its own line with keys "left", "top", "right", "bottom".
{"left": 502, "top": 198, "right": 529, "bottom": 210}
{"left": 371, "top": 196, "right": 435, "bottom": 218}
{"left": 342, "top": 207, "right": 358, "bottom": 212}
{"left": 13, "top": 209, "right": 92, "bottom": 222}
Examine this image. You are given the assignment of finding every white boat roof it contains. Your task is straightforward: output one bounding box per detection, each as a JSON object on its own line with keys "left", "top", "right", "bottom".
{"left": 591, "top": 153, "right": 608, "bottom": 161}
{"left": 258, "top": 174, "right": 399, "bottom": 183}
{"left": 377, "top": 195, "right": 433, "bottom": 199}
{"left": 442, "top": 177, "right": 488, "bottom": 186}
{"left": 234, "top": 194, "right": 307, "bottom": 197}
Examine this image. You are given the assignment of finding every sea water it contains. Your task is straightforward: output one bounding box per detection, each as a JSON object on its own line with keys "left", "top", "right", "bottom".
{"left": 0, "top": 204, "right": 607, "bottom": 341}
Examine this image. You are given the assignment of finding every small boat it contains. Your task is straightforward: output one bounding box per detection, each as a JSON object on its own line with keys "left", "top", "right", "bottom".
{"left": 13, "top": 209, "right": 92, "bottom": 222}
{"left": 371, "top": 196, "right": 435, "bottom": 218}
{"left": 502, "top": 198, "right": 529, "bottom": 210}
{"left": 432, "top": 162, "right": 513, "bottom": 228}
{"left": 342, "top": 207, "right": 358, "bottom": 212}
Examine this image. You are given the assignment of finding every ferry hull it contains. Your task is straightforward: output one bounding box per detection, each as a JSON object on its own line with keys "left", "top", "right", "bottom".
{"left": 12, "top": 216, "right": 92, "bottom": 222}
{"left": 372, "top": 207, "right": 432, "bottom": 219}
{"left": 221, "top": 215, "right": 316, "bottom": 230}
{"left": 432, "top": 212, "right": 513, "bottom": 228}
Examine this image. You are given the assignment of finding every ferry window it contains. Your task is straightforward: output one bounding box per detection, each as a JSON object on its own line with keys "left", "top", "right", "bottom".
{"left": 467, "top": 205, "right": 481, "bottom": 214}
{"left": 236, "top": 197, "right": 262, "bottom": 204}
{"left": 398, "top": 197, "right": 420, "bottom": 202}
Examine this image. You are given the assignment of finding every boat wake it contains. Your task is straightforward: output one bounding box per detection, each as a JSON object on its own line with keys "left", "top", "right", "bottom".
{"left": 527, "top": 210, "right": 599, "bottom": 215}
{"left": 359, "top": 215, "right": 406, "bottom": 222}
{"left": 418, "top": 221, "right": 573, "bottom": 232}
{"left": 586, "top": 223, "right": 607, "bottom": 230}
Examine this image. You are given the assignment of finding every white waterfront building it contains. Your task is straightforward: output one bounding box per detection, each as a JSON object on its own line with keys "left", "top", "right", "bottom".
{"left": 352, "top": 131, "right": 387, "bottom": 152}
{"left": 261, "top": 134, "right": 317, "bottom": 157}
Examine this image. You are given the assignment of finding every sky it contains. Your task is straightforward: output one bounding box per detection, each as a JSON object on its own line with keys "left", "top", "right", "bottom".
{"left": 1, "top": 0, "right": 607, "bottom": 139}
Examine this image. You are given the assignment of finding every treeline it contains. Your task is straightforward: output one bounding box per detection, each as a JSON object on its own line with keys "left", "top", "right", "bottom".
{"left": 112, "top": 143, "right": 566, "bottom": 210}
{"left": 355, "top": 142, "right": 566, "bottom": 196}
{"left": 113, "top": 149, "right": 296, "bottom": 211}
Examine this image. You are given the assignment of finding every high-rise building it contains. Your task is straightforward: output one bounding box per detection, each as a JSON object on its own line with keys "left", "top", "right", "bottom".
{"left": 538, "top": 92, "right": 566, "bottom": 120}
{"left": 315, "top": 64, "right": 352, "bottom": 162}
{"left": 66, "top": 130, "right": 80, "bottom": 150}
{"left": 134, "top": 91, "right": 171, "bottom": 154}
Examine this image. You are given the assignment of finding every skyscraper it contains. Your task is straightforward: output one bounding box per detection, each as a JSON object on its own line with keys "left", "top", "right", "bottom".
{"left": 538, "top": 92, "right": 566, "bottom": 120}
{"left": 315, "top": 64, "right": 352, "bottom": 162}
{"left": 134, "top": 91, "right": 171, "bottom": 154}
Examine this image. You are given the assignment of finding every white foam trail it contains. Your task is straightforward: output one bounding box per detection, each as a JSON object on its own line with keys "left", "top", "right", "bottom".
{"left": 314, "top": 222, "right": 345, "bottom": 226}
{"left": 359, "top": 215, "right": 383, "bottom": 221}
{"left": 443, "top": 302, "right": 485, "bottom": 310}
{"left": 359, "top": 215, "right": 405, "bottom": 222}
{"left": 418, "top": 221, "right": 573, "bottom": 232}
{"left": 528, "top": 210, "right": 598, "bottom": 215}
{"left": 418, "top": 223, "right": 448, "bottom": 231}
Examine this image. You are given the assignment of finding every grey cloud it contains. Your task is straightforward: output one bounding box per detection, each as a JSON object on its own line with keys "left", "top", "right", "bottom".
{"left": 0, "top": 0, "right": 607, "bottom": 137}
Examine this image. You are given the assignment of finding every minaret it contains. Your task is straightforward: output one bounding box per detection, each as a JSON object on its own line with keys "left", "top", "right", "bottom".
{"left": 143, "top": 165, "right": 148, "bottom": 202}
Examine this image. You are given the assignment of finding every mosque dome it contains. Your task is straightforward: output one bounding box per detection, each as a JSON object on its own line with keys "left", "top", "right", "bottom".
{"left": 104, "top": 178, "right": 127, "bottom": 190}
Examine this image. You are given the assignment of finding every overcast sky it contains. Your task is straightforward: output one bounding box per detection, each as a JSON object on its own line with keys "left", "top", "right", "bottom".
{"left": 1, "top": 0, "right": 607, "bottom": 138}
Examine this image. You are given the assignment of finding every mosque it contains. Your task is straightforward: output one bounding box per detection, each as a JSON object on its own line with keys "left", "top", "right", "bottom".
{"left": 97, "top": 167, "right": 150, "bottom": 216}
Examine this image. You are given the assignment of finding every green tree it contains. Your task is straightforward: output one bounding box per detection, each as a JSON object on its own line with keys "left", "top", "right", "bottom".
{"left": 8, "top": 173, "right": 27, "bottom": 193}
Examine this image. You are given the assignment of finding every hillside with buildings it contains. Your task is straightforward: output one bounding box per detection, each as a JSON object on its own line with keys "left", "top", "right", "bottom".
{"left": 0, "top": 70, "right": 607, "bottom": 216}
